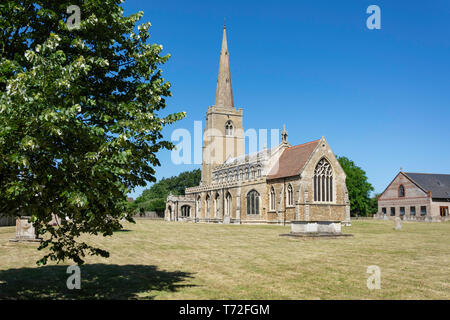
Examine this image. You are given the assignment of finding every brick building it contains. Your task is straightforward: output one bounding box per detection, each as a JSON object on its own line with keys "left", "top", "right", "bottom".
{"left": 376, "top": 172, "right": 450, "bottom": 222}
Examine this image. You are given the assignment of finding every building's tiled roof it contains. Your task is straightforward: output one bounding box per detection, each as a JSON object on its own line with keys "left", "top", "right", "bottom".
{"left": 267, "top": 140, "right": 320, "bottom": 180}
{"left": 403, "top": 172, "right": 450, "bottom": 199}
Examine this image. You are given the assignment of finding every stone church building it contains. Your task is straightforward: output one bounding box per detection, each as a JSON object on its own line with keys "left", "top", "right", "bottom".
{"left": 165, "top": 26, "right": 351, "bottom": 225}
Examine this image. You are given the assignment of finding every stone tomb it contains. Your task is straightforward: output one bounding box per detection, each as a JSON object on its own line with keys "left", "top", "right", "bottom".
{"left": 281, "top": 220, "right": 353, "bottom": 238}
{"left": 10, "top": 216, "right": 42, "bottom": 242}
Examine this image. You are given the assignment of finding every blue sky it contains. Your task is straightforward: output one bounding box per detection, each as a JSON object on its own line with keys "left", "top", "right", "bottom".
{"left": 124, "top": 0, "right": 450, "bottom": 199}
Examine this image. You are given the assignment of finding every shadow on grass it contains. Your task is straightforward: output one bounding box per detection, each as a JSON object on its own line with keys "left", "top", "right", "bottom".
{"left": 0, "top": 264, "right": 195, "bottom": 300}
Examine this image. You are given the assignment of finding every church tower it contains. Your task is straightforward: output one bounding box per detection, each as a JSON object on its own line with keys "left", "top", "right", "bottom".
{"left": 201, "top": 25, "right": 244, "bottom": 185}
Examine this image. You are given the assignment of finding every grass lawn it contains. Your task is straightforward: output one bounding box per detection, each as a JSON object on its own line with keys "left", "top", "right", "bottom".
{"left": 0, "top": 219, "right": 449, "bottom": 299}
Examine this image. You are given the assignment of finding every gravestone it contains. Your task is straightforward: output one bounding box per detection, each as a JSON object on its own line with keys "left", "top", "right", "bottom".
{"left": 394, "top": 217, "right": 402, "bottom": 230}
{"left": 10, "top": 216, "right": 41, "bottom": 242}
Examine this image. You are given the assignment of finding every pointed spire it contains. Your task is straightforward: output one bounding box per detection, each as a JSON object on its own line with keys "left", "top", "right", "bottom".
{"left": 214, "top": 25, "right": 234, "bottom": 109}
{"left": 281, "top": 124, "right": 288, "bottom": 143}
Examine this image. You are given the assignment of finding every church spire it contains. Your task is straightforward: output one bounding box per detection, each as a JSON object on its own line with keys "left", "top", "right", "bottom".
{"left": 214, "top": 25, "right": 234, "bottom": 109}
{"left": 281, "top": 124, "right": 288, "bottom": 143}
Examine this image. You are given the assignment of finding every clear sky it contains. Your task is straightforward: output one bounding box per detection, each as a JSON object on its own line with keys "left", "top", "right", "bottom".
{"left": 124, "top": 0, "right": 450, "bottom": 199}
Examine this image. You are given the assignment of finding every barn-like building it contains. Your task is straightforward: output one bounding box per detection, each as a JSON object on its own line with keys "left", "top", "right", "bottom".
{"left": 376, "top": 172, "right": 450, "bottom": 222}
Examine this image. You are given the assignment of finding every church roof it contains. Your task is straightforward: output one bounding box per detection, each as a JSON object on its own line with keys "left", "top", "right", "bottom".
{"left": 223, "top": 147, "right": 273, "bottom": 166}
{"left": 403, "top": 172, "right": 450, "bottom": 199}
{"left": 267, "top": 139, "right": 320, "bottom": 180}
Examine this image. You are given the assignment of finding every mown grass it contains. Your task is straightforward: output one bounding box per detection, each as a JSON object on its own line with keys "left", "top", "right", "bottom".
{"left": 0, "top": 219, "right": 449, "bottom": 299}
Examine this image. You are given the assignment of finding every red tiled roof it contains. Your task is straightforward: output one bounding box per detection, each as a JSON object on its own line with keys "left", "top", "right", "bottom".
{"left": 268, "top": 140, "right": 320, "bottom": 180}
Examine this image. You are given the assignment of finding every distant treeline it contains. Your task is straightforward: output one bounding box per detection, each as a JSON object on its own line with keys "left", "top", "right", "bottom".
{"left": 130, "top": 169, "right": 201, "bottom": 213}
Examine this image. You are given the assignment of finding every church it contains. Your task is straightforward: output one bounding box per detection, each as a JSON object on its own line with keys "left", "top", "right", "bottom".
{"left": 165, "top": 26, "right": 351, "bottom": 225}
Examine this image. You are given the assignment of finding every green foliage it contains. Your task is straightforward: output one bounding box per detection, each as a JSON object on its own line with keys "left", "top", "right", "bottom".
{"left": 133, "top": 169, "right": 201, "bottom": 210}
{"left": 135, "top": 198, "right": 166, "bottom": 213}
{"left": 369, "top": 194, "right": 379, "bottom": 216}
{"left": 0, "top": 1, "right": 185, "bottom": 265}
{"left": 337, "top": 156, "right": 375, "bottom": 217}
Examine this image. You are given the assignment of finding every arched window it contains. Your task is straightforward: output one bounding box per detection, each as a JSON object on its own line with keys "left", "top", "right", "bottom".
{"left": 399, "top": 185, "right": 405, "bottom": 197}
{"left": 287, "top": 184, "right": 293, "bottom": 206}
{"left": 181, "top": 205, "right": 191, "bottom": 217}
{"left": 257, "top": 166, "right": 262, "bottom": 177}
{"left": 214, "top": 193, "right": 220, "bottom": 218}
{"left": 314, "top": 158, "right": 333, "bottom": 202}
{"left": 270, "top": 187, "right": 276, "bottom": 211}
{"left": 247, "top": 190, "right": 260, "bottom": 215}
{"left": 225, "top": 192, "right": 232, "bottom": 216}
{"left": 225, "top": 120, "right": 233, "bottom": 136}
{"left": 205, "top": 194, "right": 210, "bottom": 214}
{"left": 239, "top": 169, "right": 243, "bottom": 180}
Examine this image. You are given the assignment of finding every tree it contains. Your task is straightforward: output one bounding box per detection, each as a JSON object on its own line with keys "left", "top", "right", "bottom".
{"left": 0, "top": 1, "right": 185, "bottom": 265}
{"left": 337, "top": 156, "right": 374, "bottom": 217}
{"left": 369, "top": 193, "right": 379, "bottom": 215}
{"left": 132, "top": 169, "right": 201, "bottom": 212}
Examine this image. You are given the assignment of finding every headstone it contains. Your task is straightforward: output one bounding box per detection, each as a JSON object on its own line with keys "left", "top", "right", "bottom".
{"left": 10, "top": 216, "right": 41, "bottom": 242}
{"left": 394, "top": 217, "right": 402, "bottom": 230}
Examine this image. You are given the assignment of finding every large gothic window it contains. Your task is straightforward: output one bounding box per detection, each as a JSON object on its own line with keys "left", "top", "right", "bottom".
{"left": 247, "top": 190, "right": 260, "bottom": 215}
{"left": 270, "top": 187, "right": 276, "bottom": 211}
{"left": 287, "top": 184, "right": 294, "bottom": 206}
{"left": 314, "top": 158, "right": 333, "bottom": 202}
{"left": 225, "top": 120, "right": 233, "bottom": 136}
